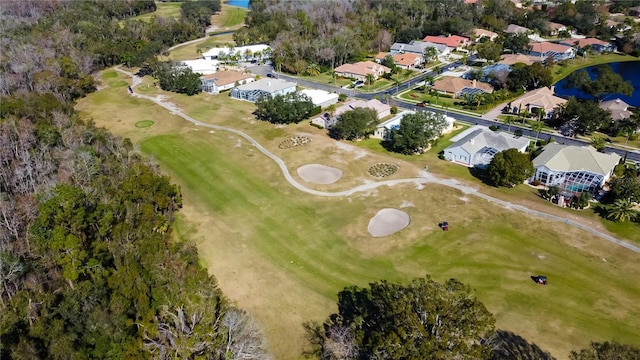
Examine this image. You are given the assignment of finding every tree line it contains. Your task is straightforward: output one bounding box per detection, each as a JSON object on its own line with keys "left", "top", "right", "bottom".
{"left": 1, "top": 1, "right": 270, "bottom": 358}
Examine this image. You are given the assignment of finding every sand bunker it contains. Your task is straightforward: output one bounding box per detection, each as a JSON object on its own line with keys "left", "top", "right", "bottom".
{"left": 297, "top": 164, "right": 343, "bottom": 185}
{"left": 367, "top": 208, "right": 410, "bottom": 237}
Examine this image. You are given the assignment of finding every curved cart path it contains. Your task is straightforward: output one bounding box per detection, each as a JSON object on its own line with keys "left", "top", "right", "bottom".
{"left": 114, "top": 67, "right": 640, "bottom": 254}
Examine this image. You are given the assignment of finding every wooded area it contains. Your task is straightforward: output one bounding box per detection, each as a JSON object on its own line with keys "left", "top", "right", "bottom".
{"left": 0, "top": 1, "right": 269, "bottom": 358}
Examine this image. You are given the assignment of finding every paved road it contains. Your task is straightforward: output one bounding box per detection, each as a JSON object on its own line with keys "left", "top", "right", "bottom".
{"left": 115, "top": 66, "right": 640, "bottom": 253}
{"left": 252, "top": 61, "right": 640, "bottom": 163}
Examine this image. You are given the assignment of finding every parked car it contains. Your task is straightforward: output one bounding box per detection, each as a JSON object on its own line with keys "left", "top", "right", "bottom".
{"left": 416, "top": 101, "right": 428, "bottom": 107}
{"left": 266, "top": 73, "right": 275, "bottom": 78}
{"left": 353, "top": 80, "right": 364, "bottom": 88}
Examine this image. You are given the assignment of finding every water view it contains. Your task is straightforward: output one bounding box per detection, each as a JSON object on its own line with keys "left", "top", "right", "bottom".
{"left": 554, "top": 61, "right": 640, "bottom": 107}
{"left": 226, "top": 0, "right": 250, "bottom": 9}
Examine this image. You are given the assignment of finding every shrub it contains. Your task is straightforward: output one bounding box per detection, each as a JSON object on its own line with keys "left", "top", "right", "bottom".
{"left": 390, "top": 106, "right": 398, "bottom": 114}
{"left": 489, "top": 125, "right": 499, "bottom": 131}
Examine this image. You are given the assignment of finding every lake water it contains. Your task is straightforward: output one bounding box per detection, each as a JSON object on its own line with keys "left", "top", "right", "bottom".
{"left": 226, "top": 0, "right": 250, "bottom": 8}
{"left": 554, "top": 61, "right": 640, "bottom": 107}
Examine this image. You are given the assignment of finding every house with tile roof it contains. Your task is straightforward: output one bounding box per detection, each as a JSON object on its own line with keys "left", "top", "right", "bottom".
{"left": 531, "top": 144, "right": 621, "bottom": 194}
{"left": 473, "top": 29, "right": 499, "bottom": 42}
{"left": 498, "top": 54, "right": 539, "bottom": 66}
{"left": 230, "top": 78, "right": 296, "bottom": 102}
{"left": 443, "top": 126, "right": 530, "bottom": 167}
{"left": 528, "top": 42, "right": 576, "bottom": 61}
{"left": 334, "top": 61, "right": 391, "bottom": 82}
{"left": 423, "top": 35, "right": 471, "bottom": 50}
{"left": 200, "top": 71, "right": 255, "bottom": 93}
{"left": 372, "top": 110, "right": 455, "bottom": 140}
{"left": 390, "top": 40, "right": 450, "bottom": 56}
{"left": 561, "top": 38, "right": 615, "bottom": 53}
{"left": 510, "top": 87, "right": 567, "bottom": 118}
{"left": 599, "top": 98, "right": 634, "bottom": 121}
{"left": 310, "top": 99, "right": 391, "bottom": 129}
{"left": 375, "top": 52, "right": 423, "bottom": 69}
{"left": 547, "top": 22, "right": 567, "bottom": 36}
{"left": 431, "top": 77, "right": 493, "bottom": 98}
{"left": 505, "top": 24, "right": 531, "bottom": 34}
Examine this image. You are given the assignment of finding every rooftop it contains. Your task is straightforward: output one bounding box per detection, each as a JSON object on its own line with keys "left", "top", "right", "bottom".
{"left": 299, "top": 89, "right": 339, "bottom": 105}
{"left": 532, "top": 144, "right": 621, "bottom": 175}
{"left": 529, "top": 42, "right": 574, "bottom": 54}
{"left": 233, "top": 78, "right": 296, "bottom": 92}
{"left": 201, "top": 71, "right": 253, "bottom": 86}
{"left": 511, "top": 86, "right": 567, "bottom": 112}
{"left": 432, "top": 76, "right": 493, "bottom": 94}
{"left": 448, "top": 126, "right": 530, "bottom": 155}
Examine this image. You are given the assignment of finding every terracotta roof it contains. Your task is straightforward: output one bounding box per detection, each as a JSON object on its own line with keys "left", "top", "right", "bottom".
{"left": 201, "top": 71, "right": 253, "bottom": 86}
{"left": 529, "top": 42, "right": 573, "bottom": 54}
{"left": 423, "top": 35, "right": 470, "bottom": 48}
{"left": 334, "top": 61, "right": 391, "bottom": 77}
{"left": 432, "top": 77, "right": 493, "bottom": 94}
{"left": 562, "top": 37, "right": 610, "bottom": 48}
{"left": 375, "top": 52, "right": 422, "bottom": 66}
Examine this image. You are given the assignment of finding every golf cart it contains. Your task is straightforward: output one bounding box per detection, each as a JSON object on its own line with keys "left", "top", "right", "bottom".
{"left": 532, "top": 275, "right": 548, "bottom": 285}
{"left": 438, "top": 221, "right": 449, "bottom": 231}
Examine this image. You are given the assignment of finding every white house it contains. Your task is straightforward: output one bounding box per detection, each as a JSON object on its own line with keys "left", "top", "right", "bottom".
{"left": 310, "top": 99, "right": 391, "bottom": 129}
{"left": 230, "top": 78, "right": 296, "bottom": 102}
{"left": 200, "top": 71, "right": 255, "bottom": 94}
{"left": 202, "top": 44, "right": 271, "bottom": 61}
{"left": 531, "top": 144, "right": 621, "bottom": 194}
{"left": 443, "top": 126, "right": 530, "bottom": 168}
{"left": 299, "top": 89, "right": 339, "bottom": 108}
{"left": 372, "top": 111, "right": 455, "bottom": 141}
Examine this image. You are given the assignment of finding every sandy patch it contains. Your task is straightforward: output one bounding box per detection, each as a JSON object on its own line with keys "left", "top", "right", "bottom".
{"left": 367, "top": 208, "right": 411, "bottom": 237}
{"left": 297, "top": 164, "right": 343, "bottom": 184}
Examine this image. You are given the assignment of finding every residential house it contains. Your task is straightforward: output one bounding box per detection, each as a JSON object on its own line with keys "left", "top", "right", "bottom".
{"left": 375, "top": 52, "right": 423, "bottom": 69}
{"left": 528, "top": 42, "right": 576, "bottom": 61}
{"left": 334, "top": 61, "right": 391, "bottom": 82}
{"left": 531, "top": 144, "right": 621, "bottom": 194}
{"left": 373, "top": 110, "right": 455, "bottom": 140}
{"left": 561, "top": 38, "right": 615, "bottom": 53}
{"left": 200, "top": 71, "right": 254, "bottom": 94}
{"left": 473, "top": 29, "right": 499, "bottom": 42}
{"left": 299, "top": 89, "right": 339, "bottom": 108}
{"left": 202, "top": 44, "right": 271, "bottom": 61}
{"left": 443, "top": 126, "right": 530, "bottom": 168}
{"left": 505, "top": 24, "right": 531, "bottom": 34}
{"left": 431, "top": 77, "right": 494, "bottom": 98}
{"left": 599, "top": 98, "right": 634, "bottom": 121}
{"left": 390, "top": 40, "right": 450, "bottom": 57}
{"left": 547, "top": 22, "right": 567, "bottom": 36}
{"left": 310, "top": 99, "right": 391, "bottom": 129}
{"left": 510, "top": 86, "right": 567, "bottom": 118}
{"left": 498, "top": 54, "right": 539, "bottom": 66}
{"left": 230, "top": 78, "right": 296, "bottom": 102}
{"left": 423, "top": 35, "right": 471, "bottom": 50}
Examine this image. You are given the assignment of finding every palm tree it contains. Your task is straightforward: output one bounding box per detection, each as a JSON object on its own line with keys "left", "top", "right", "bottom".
{"left": 306, "top": 63, "right": 321, "bottom": 77}
{"left": 365, "top": 73, "right": 375, "bottom": 92}
{"left": 590, "top": 136, "right": 606, "bottom": 153}
{"left": 503, "top": 117, "right": 515, "bottom": 132}
{"left": 607, "top": 199, "right": 639, "bottom": 222}
{"left": 530, "top": 121, "right": 544, "bottom": 145}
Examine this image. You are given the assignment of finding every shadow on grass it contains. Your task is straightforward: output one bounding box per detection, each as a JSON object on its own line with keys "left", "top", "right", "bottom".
{"left": 488, "top": 330, "right": 556, "bottom": 360}
{"left": 468, "top": 167, "right": 494, "bottom": 187}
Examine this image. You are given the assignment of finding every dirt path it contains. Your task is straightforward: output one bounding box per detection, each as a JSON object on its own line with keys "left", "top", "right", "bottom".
{"left": 114, "top": 66, "right": 640, "bottom": 254}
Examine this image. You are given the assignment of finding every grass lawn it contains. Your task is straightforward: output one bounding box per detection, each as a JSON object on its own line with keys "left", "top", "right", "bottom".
{"left": 551, "top": 53, "right": 639, "bottom": 83}
{"left": 77, "top": 69, "right": 640, "bottom": 360}
{"left": 165, "top": 33, "right": 236, "bottom": 62}
{"left": 210, "top": 3, "right": 248, "bottom": 30}
{"left": 399, "top": 90, "right": 489, "bottom": 114}
{"left": 123, "top": 2, "right": 182, "bottom": 23}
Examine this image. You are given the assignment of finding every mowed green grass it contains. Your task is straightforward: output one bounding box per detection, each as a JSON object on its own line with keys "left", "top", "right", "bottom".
{"left": 140, "top": 131, "right": 640, "bottom": 359}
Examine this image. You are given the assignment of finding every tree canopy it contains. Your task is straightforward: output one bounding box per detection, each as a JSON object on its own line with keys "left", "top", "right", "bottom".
{"left": 254, "top": 92, "right": 315, "bottom": 124}
{"left": 306, "top": 276, "right": 495, "bottom": 360}
{"left": 557, "top": 97, "right": 612, "bottom": 135}
{"left": 566, "top": 65, "right": 634, "bottom": 101}
{"left": 487, "top": 148, "right": 534, "bottom": 187}
{"left": 390, "top": 111, "right": 448, "bottom": 154}
{"left": 569, "top": 341, "right": 640, "bottom": 360}
{"left": 330, "top": 108, "right": 378, "bottom": 140}
{"left": 154, "top": 61, "right": 203, "bottom": 95}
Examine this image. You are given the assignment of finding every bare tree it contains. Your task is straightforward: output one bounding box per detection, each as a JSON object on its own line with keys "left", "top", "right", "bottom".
{"left": 222, "top": 309, "right": 271, "bottom": 360}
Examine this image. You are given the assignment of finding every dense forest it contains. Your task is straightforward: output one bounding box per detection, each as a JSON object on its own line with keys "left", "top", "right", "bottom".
{"left": 234, "top": 0, "right": 639, "bottom": 74}
{"left": 0, "top": 1, "right": 269, "bottom": 358}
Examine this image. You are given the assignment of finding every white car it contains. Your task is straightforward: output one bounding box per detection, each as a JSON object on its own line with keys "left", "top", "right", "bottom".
{"left": 353, "top": 80, "right": 365, "bottom": 88}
